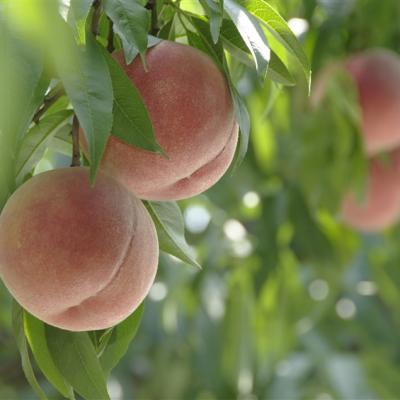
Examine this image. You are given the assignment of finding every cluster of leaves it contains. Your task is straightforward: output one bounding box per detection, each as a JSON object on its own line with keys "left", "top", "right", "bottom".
{"left": 0, "top": 0, "right": 310, "bottom": 398}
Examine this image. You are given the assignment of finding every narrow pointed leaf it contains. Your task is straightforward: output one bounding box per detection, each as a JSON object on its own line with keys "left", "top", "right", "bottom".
{"left": 49, "top": 124, "right": 74, "bottom": 156}
{"left": 46, "top": 327, "right": 110, "bottom": 400}
{"left": 187, "top": 15, "right": 224, "bottom": 66}
{"left": 145, "top": 201, "right": 201, "bottom": 269}
{"left": 59, "top": 33, "right": 113, "bottom": 183}
{"left": 12, "top": 302, "right": 48, "bottom": 400}
{"left": 24, "top": 312, "right": 74, "bottom": 399}
{"left": 267, "top": 52, "right": 295, "bottom": 85}
{"left": 16, "top": 110, "right": 73, "bottom": 184}
{"left": 121, "top": 34, "right": 161, "bottom": 65}
{"left": 223, "top": 0, "right": 270, "bottom": 78}
{"left": 241, "top": 0, "right": 310, "bottom": 87}
{"left": 229, "top": 86, "right": 250, "bottom": 169}
{"left": 100, "top": 304, "right": 144, "bottom": 375}
{"left": 101, "top": 48, "right": 163, "bottom": 153}
{"left": 103, "top": 0, "right": 149, "bottom": 60}
{"left": 199, "top": 0, "right": 223, "bottom": 44}
{"left": 220, "top": 19, "right": 294, "bottom": 85}
{"left": 67, "top": 0, "right": 92, "bottom": 44}
{"left": 0, "top": 19, "right": 47, "bottom": 207}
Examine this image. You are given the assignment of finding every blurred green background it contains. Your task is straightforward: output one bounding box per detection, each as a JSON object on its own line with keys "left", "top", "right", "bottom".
{"left": 2, "top": 0, "right": 400, "bottom": 399}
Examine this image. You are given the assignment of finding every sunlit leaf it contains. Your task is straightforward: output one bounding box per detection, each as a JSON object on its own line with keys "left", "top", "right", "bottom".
{"left": 220, "top": 19, "right": 294, "bottom": 85}
{"left": 240, "top": 0, "right": 310, "bottom": 87}
{"left": 223, "top": 0, "right": 270, "bottom": 78}
{"left": 268, "top": 52, "right": 295, "bottom": 86}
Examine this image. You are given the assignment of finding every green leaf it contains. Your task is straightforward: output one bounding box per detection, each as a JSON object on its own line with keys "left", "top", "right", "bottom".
{"left": 158, "top": 18, "right": 175, "bottom": 40}
{"left": 220, "top": 19, "right": 294, "bottom": 85}
{"left": 121, "top": 34, "right": 162, "bottom": 65}
{"left": 48, "top": 124, "right": 74, "bottom": 156}
{"left": 241, "top": 0, "right": 310, "bottom": 87}
{"left": 267, "top": 52, "right": 295, "bottom": 86}
{"left": 67, "top": 0, "right": 92, "bottom": 44}
{"left": 101, "top": 48, "right": 164, "bottom": 153}
{"left": 186, "top": 30, "right": 212, "bottom": 58}
{"left": 145, "top": 201, "right": 201, "bottom": 269}
{"left": 100, "top": 304, "right": 144, "bottom": 375}
{"left": 0, "top": 20, "right": 47, "bottom": 207}
{"left": 46, "top": 327, "right": 110, "bottom": 400}
{"left": 24, "top": 312, "right": 74, "bottom": 399}
{"left": 59, "top": 33, "right": 113, "bottom": 183}
{"left": 103, "top": 0, "right": 149, "bottom": 61}
{"left": 16, "top": 110, "right": 73, "bottom": 184}
{"left": 220, "top": 19, "right": 253, "bottom": 65}
{"left": 186, "top": 15, "right": 224, "bottom": 67}
{"left": 199, "top": 0, "right": 223, "bottom": 44}
{"left": 11, "top": 302, "right": 48, "bottom": 400}
{"left": 19, "top": 71, "right": 50, "bottom": 139}
{"left": 223, "top": 0, "right": 270, "bottom": 78}
{"left": 227, "top": 84, "right": 250, "bottom": 169}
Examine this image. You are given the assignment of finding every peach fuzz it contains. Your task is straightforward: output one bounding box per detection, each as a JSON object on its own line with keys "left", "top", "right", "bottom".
{"left": 341, "top": 150, "right": 400, "bottom": 232}
{"left": 96, "top": 40, "right": 238, "bottom": 201}
{"left": 0, "top": 167, "right": 158, "bottom": 331}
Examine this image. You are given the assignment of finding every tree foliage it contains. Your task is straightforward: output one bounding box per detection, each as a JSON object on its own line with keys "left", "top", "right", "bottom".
{"left": 1, "top": 0, "right": 400, "bottom": 399}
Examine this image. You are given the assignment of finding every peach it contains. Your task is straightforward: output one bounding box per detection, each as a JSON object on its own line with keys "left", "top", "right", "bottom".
{"left": 341, "top": 150, "right": 400, "bottom": 232}
{"left": 345, "top": 49, "right": 400, "bottom": 155}
{"left": 0, "top": 167, "right": 158, "bottom": 331}
{"left": 96, "top": 40, "right": 238, "bottom": 201}
{"left": 312, "top": 49, "right": 400, "bottom": 156}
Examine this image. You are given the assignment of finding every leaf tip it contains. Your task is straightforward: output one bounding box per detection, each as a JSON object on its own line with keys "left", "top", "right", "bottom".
{"left": 157, "top": 145, "right": 169, "bottom": 159}
{"left": 89, "top": 165, "right": 98, "bottom": 187}
{"left": 140, "top": 52, "right": 148, "bottom": 72}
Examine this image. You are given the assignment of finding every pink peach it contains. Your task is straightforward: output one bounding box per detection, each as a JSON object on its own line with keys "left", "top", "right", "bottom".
{"left": 0, "top": 167, "right": 158, "bottom": 331}
{"left": 97, "top": 40, "right": 238, "bottom": 200}
{"left": 345, "top": 49, "right": 400, "bottom": 155}
{"left": 341, "top": 150, "right": 400, "bottom": 232}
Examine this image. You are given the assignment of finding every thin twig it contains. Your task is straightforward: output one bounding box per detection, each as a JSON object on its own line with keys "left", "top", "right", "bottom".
{"left": 107, "top": 18, "right": 115, "bottom": 53}
{"left": 33, "top": 89, "right": 64, "bottom": 124}
{"left": 91, "top": 0, "right": 101, "bottom": 37}
{"left": 71, "top": 115, "right": 81, "bottom": 167}
{"left": 145, "top": 0, "right": 159, "bottom": 36}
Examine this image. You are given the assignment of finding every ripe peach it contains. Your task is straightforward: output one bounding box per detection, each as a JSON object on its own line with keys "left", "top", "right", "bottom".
{"left": 345, "top": 49, "right": 400, "bottom": 155}
{"left": 96, "top": 40, "right": 238, "bottom": 201}
{"left": 0, "top": 168, "right": 158, "bottom": 331}
{"left": 312, "top": 49, "right": 400, "bottom": 156}
{"left": 341, "top": 150, "right": 400, "bottom": 232}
